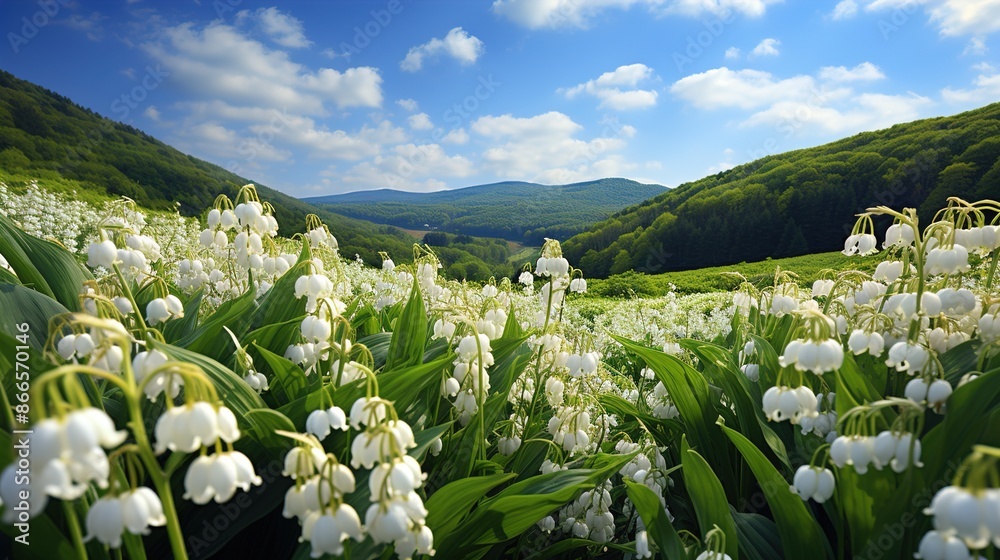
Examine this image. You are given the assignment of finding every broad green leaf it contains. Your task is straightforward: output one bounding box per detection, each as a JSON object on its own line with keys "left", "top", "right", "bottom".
{"left": 681, "top": 436, "right": 738, "bottom": 558}
{"left": 161, "top": 289, "right": 202, "bottom": 343}
{"left": 175, "top": 287, "right": 258, "bottom": 362}
{"left": 0, "top": 283, "right": 68, "bottom": 351}
{"left": 385, "top": 274, "right": 427, "bottom": 371}
{"left": 614, "top": 334, "right": 736, "bottom": 495}
{"left": 425, "top": 472, "right": 517, "bottom": 540}
{"left": 253, "top": 343, "right": 310, "bottom": 406}
{"left": 719, "top": 421, "right": 831, "bottom": 559}
{"left": 733, "top": 509, "right": 784, "bottom": 560}
{"left": 436, "top": 453, "right": 634, "bottom": 560}
{"left": 0, "top": 213, "right": 92, "bottom": 311}
{"left": 624, "top": 478, "right": 686, "bottom": 559}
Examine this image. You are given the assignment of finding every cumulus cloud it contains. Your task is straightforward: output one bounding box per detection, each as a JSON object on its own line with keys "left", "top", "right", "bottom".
{"left": 470, "top": 111, "right": 634, "bottom": 183}
{"left": 671, "top": 64, "right": 931, "bottom": 137}
{"left": 248, "top": 7, "right": 311, "bottom": 48}
{"left": 492, "top": 0, "right": 781, "bottom": 29}
{"left": 818, "top": 62, "right": 886, "bottom": 82}
{"left": 442, "top": 128, "right": 470, "bottom": 144}
{"left": 396, "top": 98, "right": 419, "bottom": 111}
{"left": 725, "top": 47, "right": 741, "bottom": 59}
{"left": 142, "top": 21, "right": 383, "bottom": 114}
{"left": 942, "top": 69, "right": 1000, "bottom": 105}
{"left": 560, "top": 63, "right": 659, "bottom": 110}
{"left": 861, "top": 0, "right": 1000, "bottom": 37}
{"left": 750, "top": 38, "right": 780, "bottom": 57}
{"left": 400, "top": 28, "right": 484, "bottom": 72}
{"left": 830, "top": 0, "right": 858, "bottom": 19}
{"left": 341, "top": 143, "right": 474, "bottom": 191}
{"left": 408, "top": 113, "right": 433, "bottom": 130}
{"left": 144, "top": 106, "right": 161, "bottom": 121}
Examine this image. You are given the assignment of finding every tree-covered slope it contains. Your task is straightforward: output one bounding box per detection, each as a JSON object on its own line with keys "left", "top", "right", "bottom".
{"left": 563, "top": 102, "right": 1000, "bottom": 277}
{"left": 304, "top": 178, "right": 666, "bottom": 244}
{"left": 0, "top": 69, "right": 417, "bottom": 265}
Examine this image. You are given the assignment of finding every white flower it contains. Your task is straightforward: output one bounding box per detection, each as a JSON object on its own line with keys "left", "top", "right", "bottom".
{"left": 570, "top": 278, "right": 587, "bottom": 293}
{"left": 843, "top": 233, "right": 878, "bottom": 256}
{"left": 791, "top": 465, "right": 836, "bottom": 503}
{"left": 848, "top": 330, "right": 885, "bottom": 357}
{"left": 884, "top": 223, "right": 915, "bottom": 248}
{"left": 120, "top": 487, "right": 167, "bottom": 535}
{"left": 518, "top": 271, "right": 534, "bottom": 286}
{"left": 146, "top": 297, "right": 183, "bottom": 326}
{"left": 85, "top": 496, "right": 126, "bottom": 547}
{"left": 762, "top": 386, "right": 818, "bottom": 424}
{"left": 695, "top": 552, "right": 733, "bottom": 560}
{"left": 886, "top": 342, "right": 929, "bottom": 374}
{"left": 304, "top": 504, "right": 364, "bottom": 558}
{"left": 306, "top": 406, "right": 349, "bottom": 441}
{"left": 87, "top": 240, "right": 118, "bottom": 269}
{"left": 927, "top": 380, "right": 953, "bottom": 413}
{"left": 915, "top": 530, "right": 971, "bottom": 560}
{"left": 926, "top": 245, "right": 971, "bottom": 276}
{"left": 780, "top": 339, "right": 844, "bottom": 374}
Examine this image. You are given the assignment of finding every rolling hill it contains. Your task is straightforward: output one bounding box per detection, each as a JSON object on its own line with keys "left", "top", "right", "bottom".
{"left": 303, "top": 178, "right": 666, "bottom": 244}
{"left": 563, "top": 101, "right": 1000, "bottom": 277}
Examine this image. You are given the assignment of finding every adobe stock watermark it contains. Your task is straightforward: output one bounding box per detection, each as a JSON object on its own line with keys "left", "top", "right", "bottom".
{"left": 111, "top": 65, "right": 170, "bottom": 121}
{"left": 877, "top": 0, "right": 921, "bottom": 41}
{"left": 7, "top": 0, "right": 74, "bottom": 54}
{"left": 672, "top": 9, "right": 737, "bottom": 73}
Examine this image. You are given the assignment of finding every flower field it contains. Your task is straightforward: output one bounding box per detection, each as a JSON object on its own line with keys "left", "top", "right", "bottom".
{"left": 1, "top": 181, "right": 999, "bottom": 560}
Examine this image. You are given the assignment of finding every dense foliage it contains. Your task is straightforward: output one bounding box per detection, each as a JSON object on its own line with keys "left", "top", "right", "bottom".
{"left": 563, "top": 102, "right": 1000, "bottom": 277}
{"left": 304, "top": 179, "right": 666, "bottom": 245}
{"left": 2, "top": 176, "right": 1000, "bottom": 560}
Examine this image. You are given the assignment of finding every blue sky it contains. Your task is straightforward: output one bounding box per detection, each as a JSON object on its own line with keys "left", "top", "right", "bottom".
{"left": 2, "top": 0, "right": 999, "bottom": 197}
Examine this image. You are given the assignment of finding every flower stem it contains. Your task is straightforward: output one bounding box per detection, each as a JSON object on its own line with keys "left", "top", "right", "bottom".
{"left": 62, "top": 500, "right": 87, "bottom": 560}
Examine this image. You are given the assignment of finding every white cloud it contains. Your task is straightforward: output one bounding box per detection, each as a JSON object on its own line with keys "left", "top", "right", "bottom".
{"left": 470, "top": 111, "right": 632, "bottom": 183}
{"left": 245, "top": 116, "right": 407, "bottom": 160}
{"left": 818, "top": 62, "right": 886, "bottom": 82}
{"left": 561, "top": 63, "right": 659, "bottom": 110}
{"left": 249, "top": 7, "right": 311, "bottom": 48}
{"left": 830, "top": 0, "right": 858, "bottom": 19}
{"left": 741, "top": 93, "right": 931, "bottom": 134}
{"left": 863, "top": 0, "right": 1000, "bottom": 37}
{"left": 144, "top": 106, "right": 161, "bottom": 121}
{"left": 750, "top": 38, "right": 780, "bottom": 57}
{"left": 396, "top": 98, "right": 419, "bottom": 111}
{"left": 942, "top": 70, "right": 1000, "bottom": 105}
{"left": 121, "top": 68, "right": 136, "bottom": 79}
{"left": 341, "top": 143, "right": 474, "bottom": 191}
{"left": 725, "top": 47, "right": 741, "bottom": 59}
{"left": 963, "top": 37, "right": 988, "bottom": 56}
{"left": 672, "top": 65, "right": 931, "bottom": 137}
{"left": 408, "top": 113, "right": 433, "bottom": 130}
{"left": 973, "top": 61, "right": 996, "bottom": 72}
{"left": 492, "top": 0, "right": 780, "bottom": 29}
{"left": 143, "top": 22, "right": 383, "bottom": 114}
{"left": 175, "top": 121, "right": 292, "bottom": 164}
{"left": 671, "top": 67, "right": 817, "bottom": 109}
{"left": 442, "top": 128, "right": 470, "bottom": 144}
{"left": 400, "top": 27, "right": 484, "bottom": 72}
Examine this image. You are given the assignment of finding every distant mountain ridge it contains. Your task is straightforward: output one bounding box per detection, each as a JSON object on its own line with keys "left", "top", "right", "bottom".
{"left": 562, "top": 101, "right": 1000, "bottom": 277}
{"left": 304, "top": 178, "right": 667, "bottom": 244}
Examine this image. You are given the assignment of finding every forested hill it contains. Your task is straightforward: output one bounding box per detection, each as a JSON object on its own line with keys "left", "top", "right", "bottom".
{"left": 0, "top": 69, "right": 416, "bottom": 264}
{"left": 303, "top": 178, "right": 666, "bottom": 244}
{"left": 563, "top": 102, "right": 1000, "bottom": 277}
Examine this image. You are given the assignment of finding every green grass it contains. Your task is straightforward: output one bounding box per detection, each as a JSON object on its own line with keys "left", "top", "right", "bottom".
{"left": 587, "top": 251, "right": 883, "bottom": 296}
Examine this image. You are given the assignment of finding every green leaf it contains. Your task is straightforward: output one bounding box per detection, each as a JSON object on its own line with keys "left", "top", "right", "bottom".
{"left": 253, "top": 343, "right": 310, "bottom": 406}
{"left": 613, "top": 334, "right": 736, "bottom": 495}
{"left": 150, "top": 340, "right": 266, "bottom": 416}
{"left": 624, "top": 478, "right": 686, "bottom": 559}
{"left": 425, "top": 472, "right": 517, "bottom": 540}
{"left": 175, "top": 286, "right": 258, "bottom": 361}
{"left": 436, "top": 453, "right": 634, "bottom": 560}
{"left": 733, "top": 509, "right": 784, "bottom": 560}
{"left": 0, "top": 283, "right": 68, "bottom": 351}
{"left": 0, "top": 213, "right": 92, "bottom": 311}
{"left": 385, "top": 274, "right": 427, "bottom": 370}
{"left": 719, "top": 421, "right": 831, "bottom": 559}
{"left": 161, "top": 289, "right": 202, "bottom": 343}
{"left": 681, "top": 436, "right": 739, "bottom": 558}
